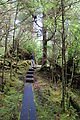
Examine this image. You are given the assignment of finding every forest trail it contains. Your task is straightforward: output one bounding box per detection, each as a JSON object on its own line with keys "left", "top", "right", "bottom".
{"left": 20, "top": 68, "right": 37, "bottom": 120}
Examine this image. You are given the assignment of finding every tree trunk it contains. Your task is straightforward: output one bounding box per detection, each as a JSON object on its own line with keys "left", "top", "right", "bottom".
{"left": 15, "top": 40, "right": 19, "bottom": 73}
{"left": 42, "top": 13, "right": 47, "bottom": 67}
{"left": 61, "top": 0, "right": 65, "bottom": 112}
{"left": 71, "top": 58, "right": 74, "bottom": 86}
{"left": 52, "top": 11, "right": 57, "bottom": 83}
{"left": 5, "top": 14, "right": 11, "bottom": 57}
{"left": 13, "top": 4, "right": 18, "bottom": 53}
{"left": 1, "top": 14, "right": 11, "bottom": 91}
{"left": 1, "top": 56, "right": 5, "bottom": 92}
{"left": 10, "top": 3, "right": 18, "bottom": 79}
{"left": 15, "top": 28, "right": 23, "bottom": 72}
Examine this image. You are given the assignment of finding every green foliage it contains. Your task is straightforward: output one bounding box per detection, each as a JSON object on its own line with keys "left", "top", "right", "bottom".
{"left": 0, "top": 47, "right": 5, "bottom": 56}
{"left": 0, "top": 88, "right": 23, "bottom": 120}
{"left": 0, "top": 59, "right": 31, "bottom": 120}
{"left": 20, "top": 39, "right": 43, "bottom": 63}
{"left": 0, "top": 79, "right": 23, "bottom": 120}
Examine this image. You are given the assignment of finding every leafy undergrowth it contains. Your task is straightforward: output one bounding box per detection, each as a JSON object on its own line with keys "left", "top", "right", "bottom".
{"left": 0, "top": 59, "right": 31, "bottom": 120}
{"left": 33, "top": 72, "right": 78, "bottom": 120}
{"left": 0, "top": 82, "right": 22, "bottom": 120}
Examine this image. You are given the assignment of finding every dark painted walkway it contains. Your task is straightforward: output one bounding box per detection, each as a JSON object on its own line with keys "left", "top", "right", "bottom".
{"left": 20, "top": 68, "right": 37, "bottom": 120}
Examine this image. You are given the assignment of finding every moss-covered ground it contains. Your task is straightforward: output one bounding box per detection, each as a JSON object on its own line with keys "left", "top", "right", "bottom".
{"left": 33, "top": 72, "right": 79, "bottom": 120}
{"left": 0, "top": 59, "right": 31, "bottom": 120}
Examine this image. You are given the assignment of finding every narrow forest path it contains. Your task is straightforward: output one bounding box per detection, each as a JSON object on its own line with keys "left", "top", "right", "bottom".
{"left": 20, "top": 68, "right": 37, "bottom": 120}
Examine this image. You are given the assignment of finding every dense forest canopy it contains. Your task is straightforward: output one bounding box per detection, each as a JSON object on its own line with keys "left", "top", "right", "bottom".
{"left": 0, "top": 0, "right": 80, "bottom": 63}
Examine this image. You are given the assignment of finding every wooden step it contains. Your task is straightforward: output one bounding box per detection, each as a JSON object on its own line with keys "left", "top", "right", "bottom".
{"left": 29, "top": 68, "right": 35, "bottom": 71}
{"left": 26, "top": 74, "right": 34, "bottom": 78}
{"left": 27, "top": 71, "right": 34, "bottom": 74}
{"left": 26, "top": 78, "right": 34, "bottom": 83}
{"left": 32, "top": 67, "right": 36, "bottom": 69}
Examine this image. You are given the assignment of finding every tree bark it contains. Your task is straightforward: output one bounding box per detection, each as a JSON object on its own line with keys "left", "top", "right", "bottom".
{"left": 42, "top": 13, "right": 47, "bottom": 67}
{"left": 61, "top": 0, "right": 65, "bottom": 112}
{"left": 71, "top": 58, "right": 74, "bottom": 86}
{"left": 13, "top": 4, "right": 18, "bottom": 53}
{"left": 1, "top": 14, "right": 11, "bottom": 91}
{"left": 2, "top": 56, "right": 5, "bottom": 92}
{"left": 10, "top": 3, "right": 18, "bottom": 79}
{"left": 15, "top": 28, "right": 23, "bottom": 72}
{"left": 5, "top": 14, "right": 11, "bottom": 57}
{"left": 52, "top": 11, "right": 57, "bottom": 83}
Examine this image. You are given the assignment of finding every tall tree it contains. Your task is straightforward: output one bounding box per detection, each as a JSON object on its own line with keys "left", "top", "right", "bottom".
{"left": 61, "top": 0, "right": 65, "bottom": 112}
{"left": 10, "top": 3, "right": 18, "bottom": 79}
{"left": 5, "top": 14, "right": 11, "bottom": 57}
{"left": 52, "top": 10, "right": 57, "bottom": 82}
{"left": 1, "top": 10, "right": 11, "bottom": 91}
{"left": 42, "top": 12, "right": 47, "bottom": 67}
{"left": 13, "top": 3, "right": 18, "bottom": 53}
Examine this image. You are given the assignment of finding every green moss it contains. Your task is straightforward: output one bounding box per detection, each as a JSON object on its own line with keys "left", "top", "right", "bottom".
{"left": 33, "top": 73, "right": 78, "bottom": 120}
{"left": 0, "top": 84, "right": 23, "bottom": 120}
{"left": 0, "top": 60, "right": 30, "bottom": 120}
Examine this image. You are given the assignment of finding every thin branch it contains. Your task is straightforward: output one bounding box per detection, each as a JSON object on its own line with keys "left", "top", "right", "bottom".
{"left": 0, "top": 0, "right": 16, "bottom": 6}
{"left": 0, "top": 15, "right": 32, "bottom": 41}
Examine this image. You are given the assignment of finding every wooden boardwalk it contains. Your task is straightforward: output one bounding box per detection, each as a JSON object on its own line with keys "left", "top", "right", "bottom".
{"left": 20, "top": 68, "right": 37, "bottom": 120}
